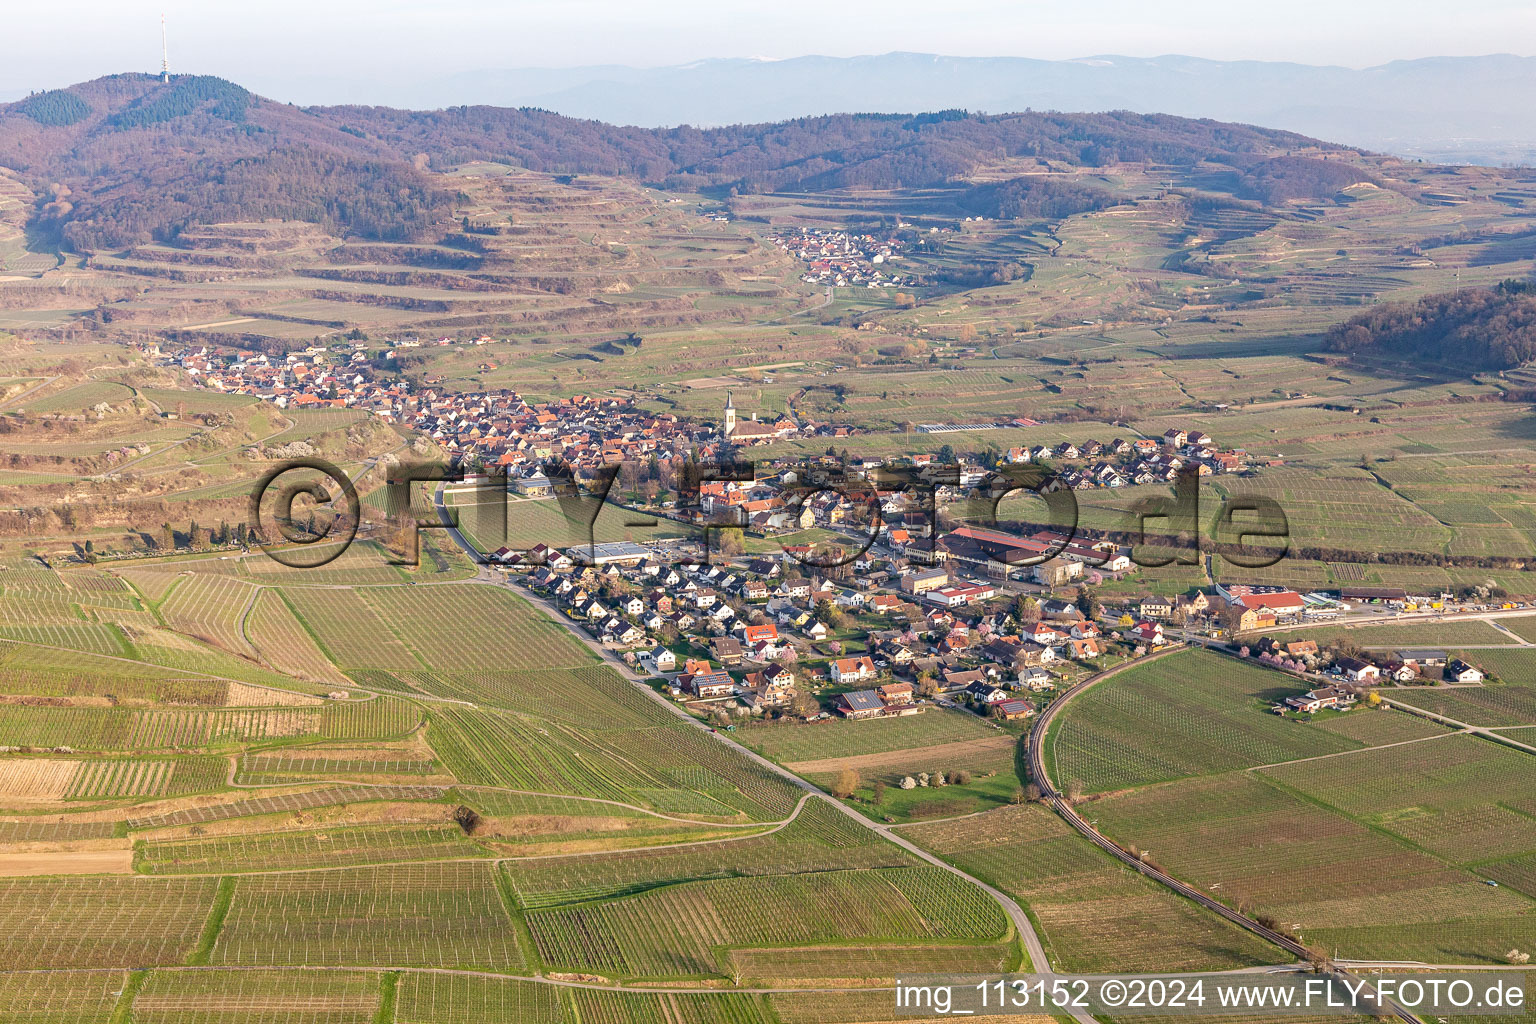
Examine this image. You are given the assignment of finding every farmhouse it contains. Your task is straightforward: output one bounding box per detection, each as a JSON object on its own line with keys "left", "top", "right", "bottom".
{"left": 1334, "top": 656, "right": 1380, "bottom": 684}
{"left": 833, "top": 689, "right": 886, "bottom": 719}
{"left": 1123, "top": 620, "right": 1165, "bottom": 646}
{"left": 943, "top": 668, "right": 988, "bottom": 690}
{"left": 1444, "top": 658, "right": 1484, "bottom": 683}
{"left": 995, "top": 698, "right": 1032, "bottom": 721}
{"left": 1285, "top": 686, "right": 1354, "bottom": 713}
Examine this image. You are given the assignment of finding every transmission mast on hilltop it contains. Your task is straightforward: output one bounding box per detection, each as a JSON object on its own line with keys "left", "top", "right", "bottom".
{"left": 160, "top": 13, "right": 170, "bottom": 83}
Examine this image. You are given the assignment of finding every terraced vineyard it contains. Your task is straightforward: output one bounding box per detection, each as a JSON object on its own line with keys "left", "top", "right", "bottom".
{"left": 0, "top": 696, "right": 419, "bottom": 750}
{"left": 244, "top": 589, "right": 351, "bottom": 685}
{"left": 157, "top": 574, "right": 259, "bottom": 658}
{"left": 905, "top": 802, "right": 1279, "bottom": 973}
{"left": 361, "top": 584, "right": 596, "bottom": 672}
{"left": 428, "top": 696, "right": 800, "bottom": 821}
{"left": 65, "top": 755, "right": 226, "bottom": 798}
{"left": 130, "top": 968, "right": 382, "bottom": 1024}
{"left": 136, "top": 823, "right": 487, "bottom": 874}
{"left": 395, "top": 973, "right": 567, "bottom": 1024}
{"left": 0, "top": 875, "right": 219, "bottom": 968}
{"left": 1089, "top": 754, "right": 1536, "bottom": 964}
{"left": 208, "top": 862, "right": 525, "bottom": 970}
{"left": 525, "top": 865, "right": 1006, "bottom": 979}
{"left": 505, "top": 798, "right": 908, "bottom": 908}
{"left": 0, "top": 969, "right": 125, "bottom": 1023}
{"left": 280, "top": 587, "right": 422, "bottom": 671}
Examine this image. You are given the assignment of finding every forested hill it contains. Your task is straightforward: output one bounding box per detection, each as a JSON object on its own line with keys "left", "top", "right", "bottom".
{"left": 304, "top": 105, "right": 1330, "bottom": 193}
{"left": 0, "top": 75, "right": 448, "bottom": 250}
{"left": 1, "top": 73, "right": 1351, "bottom": 250}
{"left": 1326, "top": 281, "right": 1536, "bottom": 371}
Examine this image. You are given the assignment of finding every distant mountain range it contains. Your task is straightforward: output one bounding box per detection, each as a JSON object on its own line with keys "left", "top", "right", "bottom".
{"left": 418, "top": 53, "right": 1536, "bottom": 164}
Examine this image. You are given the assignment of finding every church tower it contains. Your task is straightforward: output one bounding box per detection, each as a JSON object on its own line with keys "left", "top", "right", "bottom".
{"left": 723, "top": 390, "right": 736, "bottom": 438}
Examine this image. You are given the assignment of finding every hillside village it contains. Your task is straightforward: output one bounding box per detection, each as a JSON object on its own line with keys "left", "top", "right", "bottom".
{"left": 769, "top": 226, "right": 916, "bottom": 289}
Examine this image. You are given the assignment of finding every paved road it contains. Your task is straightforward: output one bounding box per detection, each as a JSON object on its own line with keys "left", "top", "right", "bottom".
{"left": 1025, "top": 648, "right": 1426, "bottom": 1024}
{"left": 427, "top": 483, "right": 1093, "bottom": 1016}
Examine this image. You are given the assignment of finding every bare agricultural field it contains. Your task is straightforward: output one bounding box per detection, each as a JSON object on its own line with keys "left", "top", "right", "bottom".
{"left": 223, "top": 680, "right": 326, "bottom": 707}
{"left": 741, "top": 708, "right": 1001, "bottom": 764}
{"left": 784, "top": 733, "right": 1017, "bottom": 777}
{"left": 0, "top": 841, "right": 133, "bottom": 876}
{"left": 0, "top": 757, "right": 81, "bottom": 800}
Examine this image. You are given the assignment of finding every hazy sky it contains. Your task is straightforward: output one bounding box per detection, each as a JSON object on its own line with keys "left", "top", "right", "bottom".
{"left": 6, "top": 0, "right": 1534, "bottom": 104}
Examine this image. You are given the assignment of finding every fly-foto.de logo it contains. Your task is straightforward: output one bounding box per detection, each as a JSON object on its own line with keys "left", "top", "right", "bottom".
{"left": 247, "top": 458, "right": 1290, "bottom": 573}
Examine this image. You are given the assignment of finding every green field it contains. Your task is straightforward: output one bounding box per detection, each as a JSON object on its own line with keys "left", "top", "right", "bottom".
{"left": 524, "top": 865, "right": 1006, "bottom": 979}
{"left": 208, "top": 862, "right": 526, "bottom": 971}
{"left": 1277, "top": 619, "right": 1519, "bottom": 648}
{"left": 1084, "top": 740, "right": 1536, "bottom": 965}
{"left": 904, "top": 802, "right": 1280, "bottom": 972}
{"left": 1047, "top": 650, "right": 1363, "bottom": 793}
{"left": 1390, "top": 679, "right": 1536, "bottom": 726}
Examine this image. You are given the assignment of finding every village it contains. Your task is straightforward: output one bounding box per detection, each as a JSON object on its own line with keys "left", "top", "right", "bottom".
{"left": 168, "top": 334, "right": 1255, "bottom": 508}
{"left": 500, "top": 524, "right": 1505, "bottom": 739}
{"left": 162, "top": 341, "right": 1506, "bottom": 735}
{"left": 767, "top": 226, "right": 916, "bottom": 290}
